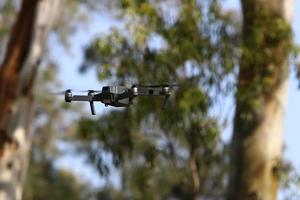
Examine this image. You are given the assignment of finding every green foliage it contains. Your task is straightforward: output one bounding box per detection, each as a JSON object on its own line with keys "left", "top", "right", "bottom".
{"left": 292, "top": 45, "right": 300, "bottom": 87}
{"left": 91, "top": 186, "right": 125, "bottom": 200}
{"left": 275, "top": 160, "right": 300, "bottom": 199}
{"left": 23, "top": 156, "right": 89, "bottom": 200}
{"left": 0, "top": 0, "right": 18, "bottom": 59}
{"left": 23, "top": 63, "right": 88, "bottom": 199}
{"left": 0, "top": 1, "right": 17, "bottom": 36}
{"left": 77, "top": 0, "right": 238, "bottom": 198}
{"left": 235, "top": 3, "right": 293, "bottom": 136}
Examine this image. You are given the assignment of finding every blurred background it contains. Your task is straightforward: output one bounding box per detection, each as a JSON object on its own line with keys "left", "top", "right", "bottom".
{"left": 0, "top": 0, "right": 299, "bottom": 199}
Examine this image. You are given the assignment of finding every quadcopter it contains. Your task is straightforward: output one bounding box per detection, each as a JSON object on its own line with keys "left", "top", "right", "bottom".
{"left": 54, "top": 84, "right": 178, "bottom": 115}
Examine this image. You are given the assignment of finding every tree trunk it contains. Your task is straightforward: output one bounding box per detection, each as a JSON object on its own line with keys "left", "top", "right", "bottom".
{"left": 227, "top": 0, "right": 293, "bottom": 199}
{"left": 189, "top": 154, "right": 200, "bottom": 200}
{"left": 0, "top": 0, "right": 61, "bottom": 199}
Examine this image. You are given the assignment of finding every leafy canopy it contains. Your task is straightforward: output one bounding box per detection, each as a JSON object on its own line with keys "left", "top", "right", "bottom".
{"left": 78, "top": 0, "right": 239, "bottom": 198}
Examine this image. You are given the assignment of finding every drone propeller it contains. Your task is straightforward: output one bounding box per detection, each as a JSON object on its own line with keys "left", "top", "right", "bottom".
{"left": 50, "top": 89, "right": 101, "bottom": 95}
{"left": 78, "top": 90, "right": 102, "bottom": 93}
{"left": 51, "top": 91, "right": 66, "bottom": 95}
{"left": 50, "top": 89, "right": 73, "bottom": 95}
{"left": 136, "top": 84, "right": 181, "bottom": 88}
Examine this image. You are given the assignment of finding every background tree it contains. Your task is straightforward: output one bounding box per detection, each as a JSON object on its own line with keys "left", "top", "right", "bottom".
{"left": 1, "top": 0, "right": 298, "bottom": 199}
{"left": 77, "top": 0, "right": 299, "bottom": 199}
{"left": 0, "top": 0, "right": 105, "bottom": 199}
{"left": 0, "top": 0, "right": 62, "bottom": 199}
{"left": 23, "top": 65, "right": 90, "bottom": 200}
{"left": 227, "top": 0, "right": 294, "bottom": 199}
{"left": 77, "top": 0, "right": 239, "bottom": 199}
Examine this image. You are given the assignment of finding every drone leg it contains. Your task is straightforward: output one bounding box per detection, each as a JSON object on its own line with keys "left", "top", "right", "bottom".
{"left": 162, "top": 95, "right": 169, "bottom": 110}
{"left": 90, "top": 101, "right": 96, "bottom": 115}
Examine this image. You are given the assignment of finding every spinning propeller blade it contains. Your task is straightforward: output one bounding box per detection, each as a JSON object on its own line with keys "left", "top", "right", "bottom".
{"left": 137, "top": 84, "right": 181, "bottom": 88}
{"left": 51, "top": 89, "right": 101, "bottom": 95}
{"left": 50, "top": 89, "right": 72, "bottom": 95}
{"left": 51, "top": 91, "right": 66, "bottom": 95}
{"left": 78, "top": 90, "right": 102, "bottom": 93}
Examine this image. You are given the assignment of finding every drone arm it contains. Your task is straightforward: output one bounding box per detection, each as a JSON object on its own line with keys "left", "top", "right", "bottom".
{"left": 71, "top": 95, "right": 97, "bottom": 115}
{"left": 71, "top": 95, "right": 90, "bottom": 102}
{"left": 136, "top": 87, "right": 163, "bottom": 96}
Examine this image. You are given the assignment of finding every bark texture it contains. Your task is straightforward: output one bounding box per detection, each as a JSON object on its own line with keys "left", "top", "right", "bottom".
{"left": 189, "top": 154, "right": 200, "bottom": 200}
{"left": 227, "top": 0, "right": 293, "bottom": 199}
{"left": 0, "top": 0, "right": 61, "bottom": 199}
{"left": 0, "top": 0, "right": 38, "bottom": 134}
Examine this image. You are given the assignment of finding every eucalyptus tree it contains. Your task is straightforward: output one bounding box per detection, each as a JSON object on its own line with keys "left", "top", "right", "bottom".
{"left": 227, "top": 0, "right": 294, "bottom": 199}
{"left": 0, "top": 0, "right": 62, "bottom": 199}
{"left": 77, "top": 0, "right": 298, "bottom": 199}
{"left": 23, "top": 66, "right": 90, "bottom": 200}
{"left": 78, "top": 0, "right": 239, "bottom": 199}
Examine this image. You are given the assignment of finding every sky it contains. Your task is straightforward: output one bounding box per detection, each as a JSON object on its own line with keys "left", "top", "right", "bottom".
{"left": 52, "top": 0, "right": 300, "bottom": 190}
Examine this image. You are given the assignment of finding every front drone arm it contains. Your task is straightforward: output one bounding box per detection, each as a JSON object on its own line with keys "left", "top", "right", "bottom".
{"left": 65, "top": 93, "right": 101, "bottom": 115}
{"left": 136, "top": 87, "right": 166, "bottom": 96}
{"left": 71, "top": 95, "right": 91, "bottom": 101}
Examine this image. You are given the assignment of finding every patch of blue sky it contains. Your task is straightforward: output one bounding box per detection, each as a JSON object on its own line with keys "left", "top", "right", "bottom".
{"left": 50, "top": 13, "right": 124, "bottom": 188}
{"left": 283, "top": 0, "right": 300, "bottom": 168}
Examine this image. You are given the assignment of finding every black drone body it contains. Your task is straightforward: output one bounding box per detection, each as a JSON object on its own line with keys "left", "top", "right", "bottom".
{"left": 63, "top": 84, "right": 174, "bottom": 115}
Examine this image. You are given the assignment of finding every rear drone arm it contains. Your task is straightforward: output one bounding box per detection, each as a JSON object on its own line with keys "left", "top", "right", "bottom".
{"left": 136, "top": 86, "right": 170, "bottom": 96}
{"left": 135, "top": 86, "right": 171, "bottom": 109}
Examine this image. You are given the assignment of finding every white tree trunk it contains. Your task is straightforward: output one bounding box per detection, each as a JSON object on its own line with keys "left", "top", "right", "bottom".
{"left": 227, "top": 0, "right": 294, "bottom": 199}
{"left": 240, "top": 76, "right": 289, "bottom": 200}
{"left": 0, "top": 1, "right": 61, "bottom": 199}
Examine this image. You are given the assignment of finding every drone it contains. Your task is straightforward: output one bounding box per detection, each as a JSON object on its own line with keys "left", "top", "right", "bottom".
{"left": 54, "top": 84, "right": 178, "bottom": 115}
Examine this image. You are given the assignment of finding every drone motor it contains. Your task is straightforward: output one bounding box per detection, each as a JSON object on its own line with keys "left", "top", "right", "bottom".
{"left": 65, "top": 90, "right": 72, "bottom": 102}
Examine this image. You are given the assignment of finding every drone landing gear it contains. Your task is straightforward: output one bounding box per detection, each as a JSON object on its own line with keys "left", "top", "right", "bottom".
{"left": 89, "top": 101, "right": 96, "bottom": 115}
{"left": 88, "top": 91, "right": 96, "bottom": 115}
{"left": 162, "top": 95, "right": 170, "bottom": 110}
